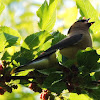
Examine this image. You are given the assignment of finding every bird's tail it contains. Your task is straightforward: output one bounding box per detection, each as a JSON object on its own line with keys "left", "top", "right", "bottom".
{"left": 11, "top": 53, "right": 58, "bottom": 73}
{"left": 12, "top": 57, "right": 54, "bottom": 73}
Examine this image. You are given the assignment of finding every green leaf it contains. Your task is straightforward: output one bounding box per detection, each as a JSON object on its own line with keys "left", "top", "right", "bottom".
{"left": 0, "top": 26, "right": 21, "bottom": 42}
{"left": 0, "top": 26, "right": 21, "bottom": 52}
{"left": 39, "top": 31, "right": 66, "bottom": 52}
{"left": 0, "top": 3, "right": 5, "bottom": 15}
{"left": 62, "top": 55, "right": 75, "bottom": 67}
{"left": 37, "top": 0, "right": 58, "bottom": 31}
{"left": 56, "top": 50, "right": 63, "bottom": 63}
{"left": 82, "top": 75, "right": 95, "bottom": 88}
{"left": 94, "top": 72, "right": 100, "bottom": 80}
{"left": 77, "top": 48, "right": 100, "bottom": 72}
{"left": 4, "top": 33, "right": 19, "bottom": 47}
{"left": 88, "top": 86, "right": 100, "bottom": 100}
{"left": 52, "top": 31, "right": 66, "bottom": 45}
{"left": 39, "top": 39, "right": 52, "bottom": 52}
{"left": 11, "top": 49, "right": 35, "bottom": 65}
{"left": 20, "top": 12, "right": 34, "bottom": 22}
{"left": 75, "top": 0, "right": 100, "bottom": 44}
{"left": 69, "top": 93, "right": 93, "bottom": 100}
{"left": 50, "top": 0, "right": 55, "bottom": 4}
{"left": 0, "top": 33, "right": 19, "bottom": 52}
{"left": 43, "top": 73, "right": 63, "bottom": 88}
{"left": 76, "top": 0, "right": 99, "bottom": 19}
{"left": 43, "top": 73, "right": 66, "bottom": 94}
{"left": 22, "top": 31, "right": 51, "bottom": 50}
{"left": 49, "top": 81, "right": 67, "bottom": 94}
{"left": 20, "top": 79, "right": 29, "bottom": 85}
{"left": 1, "top": 51, "right": 11, "bottom": 60}
{"left": 13, "top": 31, "right": 52, "bottom": 64}
{"left": 58, "top": 7, "right": 78, "bottom": 28}
{"left": 0, "top": 33, "right": 6, "bottom": 52}
{"left": 56, "top": 50, "right": 75, "bottom": 67}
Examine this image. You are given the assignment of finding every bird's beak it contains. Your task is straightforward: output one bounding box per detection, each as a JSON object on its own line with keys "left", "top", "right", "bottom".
{"left": 90, "top": 22, "right": 95, "bottom": 25}
{"left": 86, "top": 18, "right": 90, "bottom": 22}
{"left": 86, "top": 18, "right": 95, "bottom": 25}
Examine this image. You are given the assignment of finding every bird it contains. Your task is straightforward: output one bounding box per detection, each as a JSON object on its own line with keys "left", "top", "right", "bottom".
{"left": 14, "top": 18, "right": 95, "bottom": 73}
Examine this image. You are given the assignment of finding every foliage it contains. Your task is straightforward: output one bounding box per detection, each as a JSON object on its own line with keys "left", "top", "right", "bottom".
{"left": 0, "top": 0, "right": 100, "bottom": 100}
{"left": 37, "top": 0, "right": 58, "bottom": 32}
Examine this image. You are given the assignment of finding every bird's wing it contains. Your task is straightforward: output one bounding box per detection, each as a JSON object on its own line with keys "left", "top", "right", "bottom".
{"left": 33, "top": 34, "right": 83, "bottom": 61}
{"left": 14, "top": 34, "right": 83, "bottom": 72}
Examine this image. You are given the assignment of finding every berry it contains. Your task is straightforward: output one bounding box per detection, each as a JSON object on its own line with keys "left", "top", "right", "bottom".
{"left": 0, "top": 87, "right": 6, "bottom": 95}
{"left": 40, "top": 90, "right": 50, "bottom": 100}
{"left": 29, "top": 82, "right": 42, "bottom": 93}
{"left": 0, "top": 64, "right": 2, "bottom": 67}
{"left": 0, "top": 64, "right": 3, "bottom": 74}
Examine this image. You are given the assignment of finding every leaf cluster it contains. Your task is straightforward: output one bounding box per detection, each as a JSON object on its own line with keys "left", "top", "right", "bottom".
{"left": 0, "top": 0, "right": 100, "bottom": 100}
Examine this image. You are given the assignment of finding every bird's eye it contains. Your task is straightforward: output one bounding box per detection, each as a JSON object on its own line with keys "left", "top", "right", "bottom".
{"left": 77, "top": 20, "right": 87, "bottom": 22}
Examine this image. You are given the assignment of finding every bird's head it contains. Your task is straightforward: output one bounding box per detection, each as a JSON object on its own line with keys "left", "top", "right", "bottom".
{"left": 68, "top": 18, "right": 95, "bottom": 34}
{"left": 76, "top": 18, "right": 95, "bottom": 27}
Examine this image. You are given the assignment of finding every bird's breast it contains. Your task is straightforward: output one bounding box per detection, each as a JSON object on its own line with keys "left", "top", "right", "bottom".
{"left": 60, "top": 46, "right": 79, "bottom": 59}
{"left": 76, "top": 33, "right": 92, "bottom": 49}
{"left": 60, "top": 33, "right": 92, "bottom": 59}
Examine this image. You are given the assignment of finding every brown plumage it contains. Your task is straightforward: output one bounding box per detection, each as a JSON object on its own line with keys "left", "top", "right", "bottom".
{"left": 15, "top": 18, "right": 95, "bottom": 72}
{"left": 61, "top": 19, "right": 94, "bottom": 59}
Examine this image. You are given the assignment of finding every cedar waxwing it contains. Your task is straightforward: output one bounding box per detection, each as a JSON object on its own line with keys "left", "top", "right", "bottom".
{"left": 15, "top": 18, "right": 95, "bottom": 72}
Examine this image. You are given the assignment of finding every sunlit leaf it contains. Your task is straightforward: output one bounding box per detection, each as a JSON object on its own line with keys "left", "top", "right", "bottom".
{"left": 69, "top": 93, "right": 93, "bottom": 100}
{"left": 20, "top": 12, "right": 34, "bottom": 22}
{"left": 52, "top": 31, "right": 66, "bottom": 45}
{"left": 13, "top": 31, "right": 52, "bottom": 64}
{"left": 50, "top": 0, "right": 55, "bottom": 4}
{"left": 4, "top": 33, "right": 18, "bottom": 47}
{"left": 75, "top": 0, "right": 100, "bottom": 47}
{"left": 0, "top": 26, "right": 21, "bottom": 44}
{"left": 0, "top": 3, "right": 5, "bottom": 15}
{"left": 39, "top": 39, "right": 52, "bottom": 51}
{"left": 1, "top": 46, "right": 18, "bottom": 61}
{"left": 0, "top": 33, "right": 18, "bottom": 52}
{"left": 0, "top": 26, "right": 21, "bottom": 52}
{"left": 37, "top": 0, "right": 59, "bottom": 31}
{"left": 16, "top": 22, "right": 34, "bottom": 36}
{"left": 58, "top": 7, "right": 78, "bottom": 28}
{"left": 76, "top": 0, "right": 99, "bottom": 19}
{"left": 22, "top": 31, "right": 51, "bottom": 50}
